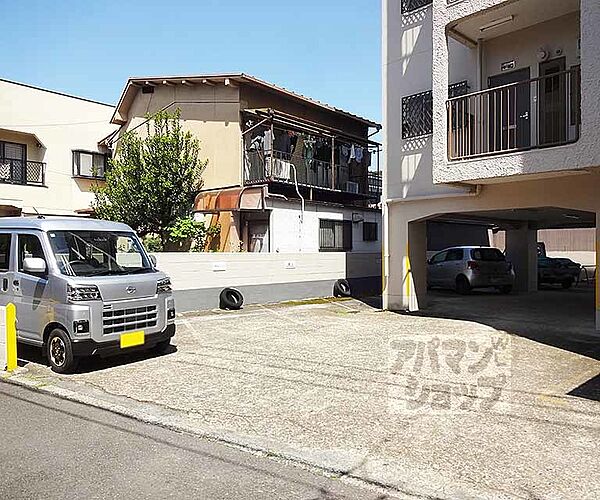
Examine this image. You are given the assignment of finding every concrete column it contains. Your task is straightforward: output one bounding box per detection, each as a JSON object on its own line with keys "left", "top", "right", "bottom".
{"left": 505, "top": 225, "right": 538, "bottom": 293}
{"left": 384, "top": 205, "right": 427, "bottom": 312}
{"left": 408, "top": 221, "right": 428, "bottom": 311}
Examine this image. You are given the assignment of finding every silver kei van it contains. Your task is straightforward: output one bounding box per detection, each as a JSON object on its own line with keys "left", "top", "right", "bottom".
{"left": 0, "top": 217, "right": 176, "bottom": 373}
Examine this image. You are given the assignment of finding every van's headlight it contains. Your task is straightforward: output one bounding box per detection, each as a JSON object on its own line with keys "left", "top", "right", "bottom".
{"left": 157, "top": 277, "right": 172, "bottom": 294}
{"left": 67, "top": 284, "right": 102, "bottom": 301}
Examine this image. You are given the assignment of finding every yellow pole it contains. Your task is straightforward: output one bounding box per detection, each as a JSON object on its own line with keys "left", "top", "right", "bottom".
{"left": 6, "top": 303, "right": 17, "bottom": 372}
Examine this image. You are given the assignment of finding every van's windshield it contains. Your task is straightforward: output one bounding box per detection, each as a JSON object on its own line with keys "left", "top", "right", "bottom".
{"left": 47, "top": 230, "right": 154, "bottom": 277}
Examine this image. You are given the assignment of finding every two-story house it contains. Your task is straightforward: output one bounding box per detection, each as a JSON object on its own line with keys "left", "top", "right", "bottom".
{"left": 109, "top": 74, "right": 382, "bottom": 253}
{"left": 383, "top": 0, "right": 600, "bottom": 329}
{"left": 0, "top": 78, "right": 116, "bottom": 217}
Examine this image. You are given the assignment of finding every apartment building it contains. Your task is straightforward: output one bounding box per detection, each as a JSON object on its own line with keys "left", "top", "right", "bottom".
{"left": 383, "top": 0, "right": 600, "bottom": 329}
{"left": 0, "top": 79, "right": 116, "bottom": 216}
{"left": 109, "top": 74, "right": 382, "bottom": 253}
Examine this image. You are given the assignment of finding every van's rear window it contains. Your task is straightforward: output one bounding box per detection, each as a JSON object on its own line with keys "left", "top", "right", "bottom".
{"left": 470, "top": 248, "right": 505, "bottom": 261}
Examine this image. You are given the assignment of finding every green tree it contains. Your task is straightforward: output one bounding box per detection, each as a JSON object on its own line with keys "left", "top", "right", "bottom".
{"left": 92, "top": 109, "right": 207, "bottom": 250}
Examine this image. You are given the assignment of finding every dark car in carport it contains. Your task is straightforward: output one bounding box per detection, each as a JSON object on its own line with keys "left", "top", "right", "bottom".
{"left": 537, "top": 243, "right": 581, "bottom": 289}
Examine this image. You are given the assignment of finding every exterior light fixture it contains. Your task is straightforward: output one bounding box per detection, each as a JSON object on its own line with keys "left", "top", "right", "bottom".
{"left": 480, "top": 15, "right": 514, "bottom": 33}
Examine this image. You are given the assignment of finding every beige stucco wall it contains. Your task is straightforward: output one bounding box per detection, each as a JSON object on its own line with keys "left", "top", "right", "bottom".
{"left": 117, "top": 84, "right": 242, "bottom": 191}
{"left": 0, "top": 80, "right": 116, "bottom": 215}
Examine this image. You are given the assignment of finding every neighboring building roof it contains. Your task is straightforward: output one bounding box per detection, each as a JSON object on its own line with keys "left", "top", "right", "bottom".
{"left": 111, "top": 73, "right": 381, "bottom": 129}
{"left": 0, "top": 77, "right": 115, "bottom": 108}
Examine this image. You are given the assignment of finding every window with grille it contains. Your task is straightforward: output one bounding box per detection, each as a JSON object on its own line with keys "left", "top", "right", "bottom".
{"left": 73, "top": 151, "right": 107, "bottom": 179}
{"left": 401, "top": 0, "right": 432, "bottom": 13}
{"left": 319, "top": 220, "right": 352, "bottom": 252}
{"left": 363, "top": 222, "right": 378, "bottom": 242}
{"left": 402, "top": 90, "right": 433, "bottom": 139}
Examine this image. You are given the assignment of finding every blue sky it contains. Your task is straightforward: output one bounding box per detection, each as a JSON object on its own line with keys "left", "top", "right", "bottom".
{"left": 1, "top": 0, "right": 381, "bottom": 124}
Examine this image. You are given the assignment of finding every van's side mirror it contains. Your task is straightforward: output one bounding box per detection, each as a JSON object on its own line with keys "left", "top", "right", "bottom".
{"left": 149, "top": 255, "right": 157, "bottom": 267}
{"left": 23, "top": 257, "right": 47, "bottom": 274}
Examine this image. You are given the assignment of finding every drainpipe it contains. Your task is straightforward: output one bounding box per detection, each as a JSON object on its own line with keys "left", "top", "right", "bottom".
{"left": 385, "top": 184, "right": 482, "bottom": 205}
{"left": 477, "top": 39, "right": 484, "bottom": 92}
{"left": 290, "top": 164, "right": 305, "bottom": 252}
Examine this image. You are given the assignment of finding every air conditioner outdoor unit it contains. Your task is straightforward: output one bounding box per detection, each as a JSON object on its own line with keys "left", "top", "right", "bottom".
{"left": 345, "top": 181, "right": 359, "bottom": 194}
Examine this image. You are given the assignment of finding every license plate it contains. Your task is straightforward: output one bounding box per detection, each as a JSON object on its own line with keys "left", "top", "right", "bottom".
{"left": 120, "top": 330, "right": 145, "bottom": 349}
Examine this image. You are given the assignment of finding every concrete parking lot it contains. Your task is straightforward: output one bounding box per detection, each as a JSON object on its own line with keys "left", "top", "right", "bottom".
{"left": 7, "top": 290, "right": 600, "bottom": 499}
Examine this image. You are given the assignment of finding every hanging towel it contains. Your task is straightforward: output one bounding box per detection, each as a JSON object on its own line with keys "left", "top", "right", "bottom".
{"left": 350, "top": 144, "right": 356, "bottom": 161}
{"left": 355, "top": 146, "right": 364, "bottom": 163}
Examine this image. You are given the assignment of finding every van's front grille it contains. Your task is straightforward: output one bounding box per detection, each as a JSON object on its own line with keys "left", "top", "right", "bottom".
{"left": 103, "top": 305, "right": 158, "bottom": 335}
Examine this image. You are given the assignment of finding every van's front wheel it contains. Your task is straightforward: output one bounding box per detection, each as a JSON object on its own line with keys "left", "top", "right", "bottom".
{"left": 47, "top": 329, "right": 78, "bottom": 374}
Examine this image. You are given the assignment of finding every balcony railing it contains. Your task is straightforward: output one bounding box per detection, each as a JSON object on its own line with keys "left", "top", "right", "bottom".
{"left": 245, "top": 149, "right": 374, "bottom": 196}
{"left": 367, "top": 172, "right": 382, "bottom": 200}
{"left": 447, "top": 68, "right": 581, "bottom": 161}
{"left": 0, "top": 158, "right": 46, "bottom": 185}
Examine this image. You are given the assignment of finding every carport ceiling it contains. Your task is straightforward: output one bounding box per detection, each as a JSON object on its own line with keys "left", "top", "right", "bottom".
{"left": 433, "top": 207, "right": 595, "bottom": 230}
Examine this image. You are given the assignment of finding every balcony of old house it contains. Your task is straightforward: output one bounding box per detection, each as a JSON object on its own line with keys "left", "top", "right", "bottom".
{"left": 242, "top": 110, "right": 381, "bottom": 206}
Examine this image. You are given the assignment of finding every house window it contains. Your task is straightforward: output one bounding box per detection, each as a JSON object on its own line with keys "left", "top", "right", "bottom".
{"left": 73, "top": 151, "right": 107, "bottom": 178}
{"left": 363, "top": 222, "right": 378, "bottom": 242}
{"left": 402, "top": 90, "right": 433, "bottom": 139}
{"left": 401, "top": 0, "right": 432, "bottom": 13}
{"left": 319, "top": 219, "right": 352, "bottom": 252}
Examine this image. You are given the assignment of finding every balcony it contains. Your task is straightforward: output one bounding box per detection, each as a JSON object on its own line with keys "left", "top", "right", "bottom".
{"left": 447, "top": 67, "right": 581, "bottom": 161}
{"left": 0, "top": 158, "right": 46, "bottom": 186}
{"left": 245, "top": 149, "right": 379, "bottom": 199}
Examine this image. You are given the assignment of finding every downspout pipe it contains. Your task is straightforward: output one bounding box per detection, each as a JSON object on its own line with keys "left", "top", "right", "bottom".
{"left": 290, "top": 164, "right": 305, "bottom": 252}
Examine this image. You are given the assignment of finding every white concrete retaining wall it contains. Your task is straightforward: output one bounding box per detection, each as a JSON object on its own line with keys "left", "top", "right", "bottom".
{"left": 154, "top": 252, "right": 382, "bottom": 312}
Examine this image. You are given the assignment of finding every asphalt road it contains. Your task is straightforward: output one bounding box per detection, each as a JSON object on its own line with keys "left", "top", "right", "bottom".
{"left": 0, "top": 383, "right": 392, "bottom": 500}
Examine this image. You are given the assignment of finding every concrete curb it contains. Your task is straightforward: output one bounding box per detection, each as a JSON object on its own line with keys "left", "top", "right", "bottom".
{"left": 0, "top": 374, "right": 431, "bottom": 500}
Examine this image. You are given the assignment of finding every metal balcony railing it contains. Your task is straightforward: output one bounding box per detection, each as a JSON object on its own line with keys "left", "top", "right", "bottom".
{"left": 367, "top": 172, "right": 383, "bottom": 200}
{"left": 447, "top": 67, "right": 581, "bottom": 161}
{"left": 244, "top": 149, "right": 372, "bottom": 196}
{"left": 0, "top": 158, "right": 46, "bottom": 185}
